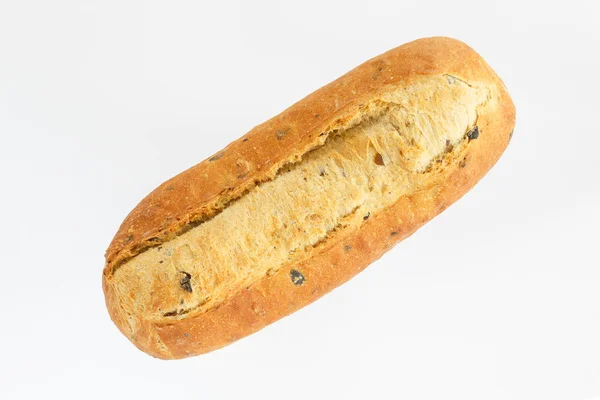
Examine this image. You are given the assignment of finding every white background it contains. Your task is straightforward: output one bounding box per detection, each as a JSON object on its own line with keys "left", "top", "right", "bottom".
{"left": 1, "top": 1, "right": 598, "bottom": 399}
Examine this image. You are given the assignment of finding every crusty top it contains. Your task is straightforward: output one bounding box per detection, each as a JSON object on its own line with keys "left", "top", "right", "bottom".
{"left": 103, "top": 37, "right": 516, "bottom": 359}
{"left": 103, "top": 37, "right": 502, "bottom": 274}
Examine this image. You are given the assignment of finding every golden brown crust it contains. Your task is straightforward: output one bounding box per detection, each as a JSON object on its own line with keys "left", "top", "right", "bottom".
{"left": 104, "top": 36, "right": 504, "bottom": 272}
{"left": 103, "top": 37, "right": 515, "bottom": 359}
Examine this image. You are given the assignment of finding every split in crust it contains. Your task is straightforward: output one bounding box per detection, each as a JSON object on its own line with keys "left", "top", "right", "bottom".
{"left": 103, "top": 37, "right": 516, "bottom": 359}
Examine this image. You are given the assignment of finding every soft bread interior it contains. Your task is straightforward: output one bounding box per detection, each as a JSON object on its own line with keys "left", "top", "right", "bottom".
{"left": 111, "top": 75, "right": 491, "bottom": 334}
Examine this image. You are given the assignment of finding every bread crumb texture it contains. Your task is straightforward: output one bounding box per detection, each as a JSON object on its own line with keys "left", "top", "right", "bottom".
{"left": 110, "top": 75, "right": 493, "bottom": 337}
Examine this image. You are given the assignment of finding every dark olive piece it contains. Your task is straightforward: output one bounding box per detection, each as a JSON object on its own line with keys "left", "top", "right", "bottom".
{"left": 180, "top": 271, "right": 193, "bottom": 293}
{"left": 467, "top": 126, "right": 479, "bottom": 140}
{"left": 290, "top": 269, "right": 306, "bottom": 286}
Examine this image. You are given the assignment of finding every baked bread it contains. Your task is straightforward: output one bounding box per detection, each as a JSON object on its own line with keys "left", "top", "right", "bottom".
{"left": 103, "top": 37, "right": 516, "bottom": 359}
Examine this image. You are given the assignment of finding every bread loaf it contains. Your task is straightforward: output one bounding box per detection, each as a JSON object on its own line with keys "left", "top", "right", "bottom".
{"left": 103, "top": 37, "right": 516, "bottom": 359}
